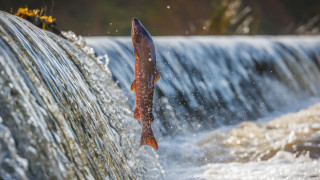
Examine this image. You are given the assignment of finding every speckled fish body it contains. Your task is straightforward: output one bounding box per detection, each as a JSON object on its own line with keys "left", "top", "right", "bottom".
{"left": 131, "top": 17, "right": 160, "bottom": 150}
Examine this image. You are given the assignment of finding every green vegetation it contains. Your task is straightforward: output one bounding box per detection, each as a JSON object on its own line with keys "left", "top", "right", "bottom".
{"left": 206, "top": 0, "right": 258, "bottom": 35}
{"left": 1, "top": 0, "right": 319, "bottom": 36}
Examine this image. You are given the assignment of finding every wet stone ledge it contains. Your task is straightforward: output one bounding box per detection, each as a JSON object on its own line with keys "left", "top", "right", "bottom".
{"left": 0, "top": 11, "right": 163, "bottom": 180}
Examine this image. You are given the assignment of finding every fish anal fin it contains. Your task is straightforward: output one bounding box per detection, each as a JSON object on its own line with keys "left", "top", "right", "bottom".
{"left": 130, "top": 79, "right": 136, "bottom": 92}
{"left": 154, "top": 69, "right": 160, "bottom": 84}
{"left": 140, "top": 122, "right": 158, "bottom": 150}
{"left": 134, "top": 107, "right": 141, "bottom": 120}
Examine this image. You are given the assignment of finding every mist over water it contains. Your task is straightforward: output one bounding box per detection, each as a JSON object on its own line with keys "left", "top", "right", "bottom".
{"left": 87, "top": 36, "right": 320, "bottom": 179}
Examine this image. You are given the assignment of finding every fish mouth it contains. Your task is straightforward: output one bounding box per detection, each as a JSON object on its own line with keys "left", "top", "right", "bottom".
{"left": 132, "top": 17, "right": 140, "bottom": 27}
{"left": 131, "top": 18, "right": 136, "bottom": 30}
{"left": 131, "top": 18, "right": 136, "bottom": 38}
{"left": 131, "top": 17, "right": 142, "bottom": 37}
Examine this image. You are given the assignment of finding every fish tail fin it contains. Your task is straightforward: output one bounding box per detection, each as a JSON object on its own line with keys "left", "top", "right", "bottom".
{"left": 140, "top": 120, "right": 158, "bottom": 150}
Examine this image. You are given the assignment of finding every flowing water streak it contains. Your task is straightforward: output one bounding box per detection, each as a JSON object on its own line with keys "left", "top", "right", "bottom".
{"left": 0, "top": 11, "right": 162, "bottom": 179}
{"left": 86, "top": 36, "right": 320, "bottom": 135}
{"left": 86, "top": 36, "right": 320, "bottom": 179}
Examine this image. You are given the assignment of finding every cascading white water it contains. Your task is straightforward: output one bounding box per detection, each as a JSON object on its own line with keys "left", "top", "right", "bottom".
{"left": 0, "top": 11, "right": 163, "bottom": 179}
{"left": 86, "top": 36, "right": 320, "bottom": 179}
{"left": 86, "top": 36, "right": 320, "bottom": 135}
{"left": 1, "top": 8, "right": 320, "bottom": 179}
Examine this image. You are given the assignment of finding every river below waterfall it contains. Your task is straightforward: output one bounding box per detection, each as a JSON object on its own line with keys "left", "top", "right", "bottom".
{"left": 157, "top": 99, "right": 320, "bottom": 179}
{"left": 87, "top": 36, "right": 320, "bottom": 179}
{"left": 0, "top": 10, "right": 319, "bottom": 179}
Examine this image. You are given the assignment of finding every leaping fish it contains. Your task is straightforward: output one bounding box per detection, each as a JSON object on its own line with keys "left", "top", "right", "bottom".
{"left": 131, "top": 17, "right": 160, "bottom": 150}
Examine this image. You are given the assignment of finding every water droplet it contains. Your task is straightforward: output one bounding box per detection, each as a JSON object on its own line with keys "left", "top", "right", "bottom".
{"left": 167, "top": 5, "right": 170, "bottom": 9}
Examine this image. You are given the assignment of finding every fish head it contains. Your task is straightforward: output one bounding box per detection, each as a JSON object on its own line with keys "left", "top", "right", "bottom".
{"left": 131, "top": 17, "right": 156, "bottom": 63}
{"left": 131, "top": 18, "right": 151, "bottom": 45}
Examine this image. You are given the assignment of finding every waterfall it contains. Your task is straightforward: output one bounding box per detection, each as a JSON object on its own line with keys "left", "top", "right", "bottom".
{"left": 86, "top": 36, "right": 320, "bottom": 135}
{"left": 0, "top": 11, "right": 163, "bottom": 179}
{"left": 1, "top": 9, "right": 320, "bottom": 179}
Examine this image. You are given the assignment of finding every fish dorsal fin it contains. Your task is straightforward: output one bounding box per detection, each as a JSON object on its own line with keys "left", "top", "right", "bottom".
{"left": 155, "top": 69, "right": 160, "bottom": 84}
{"left": 130, "top": 79, "right": 136, "bottom": 92}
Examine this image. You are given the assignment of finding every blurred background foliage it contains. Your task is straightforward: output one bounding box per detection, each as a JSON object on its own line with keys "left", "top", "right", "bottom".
{"left": 1, "top": 0, "right": 319, "bottom": 36}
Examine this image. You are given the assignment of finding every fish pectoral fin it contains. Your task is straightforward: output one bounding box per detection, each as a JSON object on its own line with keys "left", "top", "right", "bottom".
{"left": 134, "top": 50, "right": 139, "bottom": 60}
{"left": 154, "top": 69, "right": 160, "bottom": 84}
{"left": 134, "top": 107, "right": 141, "bottom": 119}
{"left": 130, "top": 80, "right": 136, "bottom": 92}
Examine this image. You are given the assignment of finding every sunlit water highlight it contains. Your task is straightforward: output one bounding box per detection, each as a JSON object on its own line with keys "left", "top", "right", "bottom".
{"left": 0, "top": 10, "right": 319, "bottom": 179}
{"left": 87, "top": 36, "right": 320, "bottom": 135}
{"left": 156, "top": 99, "right": 320, "bottom": 179}
{"left": 195, "top": 103, "right": 320, "bottom": 180}
{"left": 87, "top": 36, "right": 320, "bottom": 179}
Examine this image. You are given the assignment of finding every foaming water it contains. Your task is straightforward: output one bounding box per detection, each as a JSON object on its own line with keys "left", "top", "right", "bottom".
{"left": 157, "top": 100, "right": 320, "bottom": 179}
{"left": 195, "top": 155, "right": 320, "bottom": 180}
{"left": 194, "top": 103, "right": 320, "bottom": 180}
{"left": 86, "top": 36, "right": 320, "bottom": 136}
{"left": 0, "top": 11, "right": 163, "bottom": 179}
{"left": 86, "top": 36, "right": 320, "bottom": 179}
{"left": 198, "top": 103, "right": 320, "bottom": 163}
{"left": 3, "top": 9, "right": 319, "bottom": 179}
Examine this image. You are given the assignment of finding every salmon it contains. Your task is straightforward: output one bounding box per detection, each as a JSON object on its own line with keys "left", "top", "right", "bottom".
{"left": 131, "top": 17, "right": 160, "bottom": 150}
